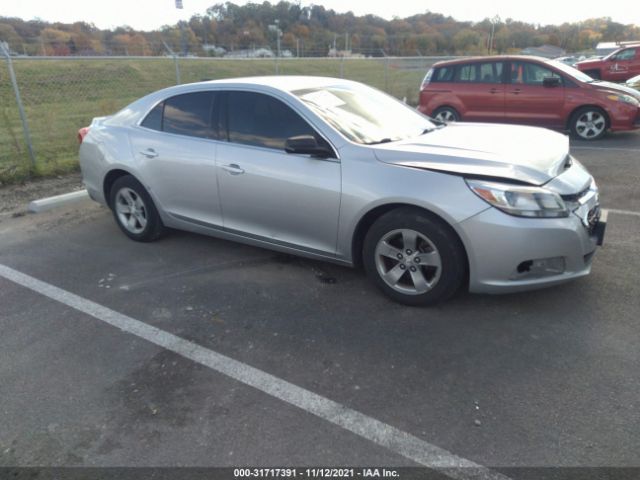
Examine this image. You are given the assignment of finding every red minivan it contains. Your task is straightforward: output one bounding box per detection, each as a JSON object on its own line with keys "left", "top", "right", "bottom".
{"left": 418, "top": 55, "right": 640, "bottom": 140}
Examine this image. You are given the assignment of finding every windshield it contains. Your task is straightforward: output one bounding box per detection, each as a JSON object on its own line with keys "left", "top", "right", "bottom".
{"left": 546, "top": 60, "right": 595, "bottom": 83}
{"left": 292, "top": 83, "right": 435, "bottom": 145}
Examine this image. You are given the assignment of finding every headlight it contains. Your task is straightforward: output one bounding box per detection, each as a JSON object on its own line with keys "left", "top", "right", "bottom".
{"left": 606, "top": 94, "right": 640, "bottom": 106}
{"left": 466, "top": 179, "right": 568, "bottom": 218}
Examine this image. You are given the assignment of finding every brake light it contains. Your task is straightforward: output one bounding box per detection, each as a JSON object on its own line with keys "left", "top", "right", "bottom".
{"left": 421, "top": 68, "right": 434, "bottom": 90}
{"left": 77, "top": 126, "right": 90, "bottom": 144}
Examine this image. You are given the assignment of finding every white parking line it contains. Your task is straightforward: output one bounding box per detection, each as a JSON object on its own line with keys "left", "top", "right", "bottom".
{"left": 605, "top": 208, "right": 640, "bottom": 218}
{"left": 572, "top": 146, "right": 640, "bottom": 153}
{"left": 0, "top": 264, "right": 510, "bottom": 480}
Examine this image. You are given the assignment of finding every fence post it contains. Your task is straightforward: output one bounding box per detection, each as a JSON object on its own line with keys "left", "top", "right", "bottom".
{"left": 384, "top": 55, "right": 389, "bottom": 92}
{"left": 1, "top": 42, "right": 36, "bottom": 170}
{"left": 173, "top": 55, "right": 181, "bottom": 85}
{"left": 340, "top": 55, "right": 344, "bottom": 78}
{"left": 162, "top": 40, "right": 181, "bottom": 85}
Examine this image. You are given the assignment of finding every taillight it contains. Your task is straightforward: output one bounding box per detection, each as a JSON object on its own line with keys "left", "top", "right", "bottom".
{"left": 77, "top": 126, "right": 90, "bottom": 144}
{"left": 420, "top": 68, "right": 434, "bottom": 90}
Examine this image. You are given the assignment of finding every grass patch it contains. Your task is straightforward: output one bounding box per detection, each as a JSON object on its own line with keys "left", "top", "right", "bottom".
{"left": 0, "top": 57, "right": 435, "bottom": 185}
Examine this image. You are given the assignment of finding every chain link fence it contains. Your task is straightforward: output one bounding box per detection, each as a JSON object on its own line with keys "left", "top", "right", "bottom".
{"left": 0, "top": 52, "right": 451, "bottom": 183}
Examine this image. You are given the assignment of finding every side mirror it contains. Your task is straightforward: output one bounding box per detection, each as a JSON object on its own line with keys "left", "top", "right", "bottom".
{"left": 543, "top": 77, "right": 561, "bottom": 88}
{"left": 284, "top": 135, "right": 333, "bottom": 158}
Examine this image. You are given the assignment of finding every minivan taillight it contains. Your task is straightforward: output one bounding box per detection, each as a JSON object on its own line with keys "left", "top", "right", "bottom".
{"left": 77, "top": 126, "right": 90, "bottom": 144}
{"left": 420, "top": 68, "right": 434, "bottom": 90}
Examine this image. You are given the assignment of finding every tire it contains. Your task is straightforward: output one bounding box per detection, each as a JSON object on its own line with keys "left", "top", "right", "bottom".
{"left": 431, "top": 106, "right": 460, "bottom": 124}
{"left": 362, "top": 208, "right": 466, "bottom": 306}
{"left": 109, "top": 175, "right": 165, "bottom": 242}
{"left": 569, "top": 107, "right": 608, "bottom": 141}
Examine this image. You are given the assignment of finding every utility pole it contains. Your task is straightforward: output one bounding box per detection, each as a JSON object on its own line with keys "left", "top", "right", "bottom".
{"left": 276, "top": 20, "right": 281, "bottom": 58}
{"left": 488, "top": 15, "right": 500, "bottom": 55}
{"left": 175, "top": 0, "right": 187, "bottom": 56}
{"left": 268, "top": 20, "right": 282, "bottom": 72}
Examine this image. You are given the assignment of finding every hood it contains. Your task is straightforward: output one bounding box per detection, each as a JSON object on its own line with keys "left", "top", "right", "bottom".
{"left": 590, "top": 80, "right": 640, "bottom": 100}
{"left": 373, "top": 123, "right": 570, "bottom": 185}
{"left": 576, "top": 58, "right": 603, "bottom": 67}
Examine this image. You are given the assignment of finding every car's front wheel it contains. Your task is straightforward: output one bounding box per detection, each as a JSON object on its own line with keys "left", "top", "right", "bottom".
{"left": 570, "top": 107, "right": 608, "bottom": 141}
{"left": 363, "top": 208, "right": 466, "bottom": 306}
{"left": 109, "top": 175, "right": 165, "bottom": 242}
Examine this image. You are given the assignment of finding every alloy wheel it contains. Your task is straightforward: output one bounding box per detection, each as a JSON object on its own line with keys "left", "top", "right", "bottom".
{"left": 575, "top": 111, "right": 606, "bottom": 139}
{"left": 374, "top": 228, "right": 442, "bottom": 295}
{"left": 115, "top": 187, "right": 148, "bottom": 234}
{"left": 434, "top": 110, "right": 457, "bottom": 123}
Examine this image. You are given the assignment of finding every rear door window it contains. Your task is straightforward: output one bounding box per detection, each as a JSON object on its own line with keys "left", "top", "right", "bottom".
{"left": 162, "top": 92, "right": 216, "bottom": 139}
{"left": 455, "top": 64, "right": 478, "bottom": 82}
{"left": 141, "top": 102, "right": 163, "bottom": 131}
{"left": 453, "top": 62, "right": 503, "bottom": 83}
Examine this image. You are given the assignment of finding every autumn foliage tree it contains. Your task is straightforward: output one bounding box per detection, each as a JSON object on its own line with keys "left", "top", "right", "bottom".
{"left": 1, "top": 5, "right": 639, "bottom": 57}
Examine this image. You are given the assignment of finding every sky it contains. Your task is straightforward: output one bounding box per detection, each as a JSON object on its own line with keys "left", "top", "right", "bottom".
{"left": 3, "top": 0, "right": 639, "bottom": 31}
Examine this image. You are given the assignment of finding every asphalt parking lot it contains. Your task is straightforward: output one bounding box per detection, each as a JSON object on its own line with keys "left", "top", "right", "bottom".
{"left": 1, "top": 131, "right": 639, "bottom": 479}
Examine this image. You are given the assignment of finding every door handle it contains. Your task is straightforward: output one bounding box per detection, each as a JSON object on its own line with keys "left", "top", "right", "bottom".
{"left": 489, "top": 88, "right": 499, "bottom": 94}
{"left": 511, "top": 88, "right": 522, "bottom": 95}
{"left": 140, "top": 148, "right": 158, "bottom": 158}
{"left": 222, "top": 163, "right": 245, "bottom": 175}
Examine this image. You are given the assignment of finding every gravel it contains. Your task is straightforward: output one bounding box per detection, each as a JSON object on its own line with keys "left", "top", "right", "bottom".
{"left": 0, "top": 173, "right": 84, "bottom": 216}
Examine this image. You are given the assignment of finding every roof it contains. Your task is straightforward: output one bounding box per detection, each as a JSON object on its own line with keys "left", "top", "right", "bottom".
{"left": 202, "top": 75, "right": 355, "bottom": 92}
{"left": 432, "top": 55, "right": 552, "bottom": 67}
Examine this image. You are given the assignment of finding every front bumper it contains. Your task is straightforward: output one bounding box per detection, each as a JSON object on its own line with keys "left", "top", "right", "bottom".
{"left": 458, "top": 207, "right": 605, "bottom": 294}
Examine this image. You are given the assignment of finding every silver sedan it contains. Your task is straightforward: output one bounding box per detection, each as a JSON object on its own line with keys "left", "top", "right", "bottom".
{"left": 79, "top": 76, "right": 606, "bottom": 305}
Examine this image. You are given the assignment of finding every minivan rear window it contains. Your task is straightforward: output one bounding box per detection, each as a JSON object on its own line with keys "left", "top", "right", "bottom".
{"left": 432, "top": 66, "right": 455, "bottom": 82}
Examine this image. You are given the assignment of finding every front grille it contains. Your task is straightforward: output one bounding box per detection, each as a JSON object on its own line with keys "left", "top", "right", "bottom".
{"left": 586, "top": 205, "right": 601, "bottom": 234}
{"left": 561, "top": 178, "right": 600, "bottom": 229}
{"left": 561, "top": 180, "right": 592, "bottom": 204}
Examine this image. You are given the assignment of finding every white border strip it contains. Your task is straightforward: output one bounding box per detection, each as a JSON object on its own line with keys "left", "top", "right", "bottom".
{"left": 605, "top": 208, "right": 640, "bottom": 218}
{"left": 572, "top": 146, "right": 639, "bottom": 153}
{"left": 0, "top": 264, "right": 509, "bottom": 480}
{"left": 28, "top": 189, "right": 88, "bottom": 213}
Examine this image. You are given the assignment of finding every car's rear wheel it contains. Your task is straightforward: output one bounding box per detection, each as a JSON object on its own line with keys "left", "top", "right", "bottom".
{"left": 432, "top": 106, "right": 460, "bottom": 123}
{"left": 570, "top": 107, "right": 608, "bottom": 141}
{"left": 363, "top": 208, "right": 466, "bottom": 306}
{"left": 109, "top": 175, "right": 165, "bottom": 242}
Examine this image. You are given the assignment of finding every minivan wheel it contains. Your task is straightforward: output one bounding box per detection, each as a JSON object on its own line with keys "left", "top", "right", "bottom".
{"left": 570, "top": 107, "right": 608, "bottom": 141}
{"left": 363, "top": 208, "right": 466, "bottom": 306}
{"left": 432, "top": 106, "right": 460, "bottom": 123}
{"left": 109, "top": 175, "right": 165, "bottom": 242}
